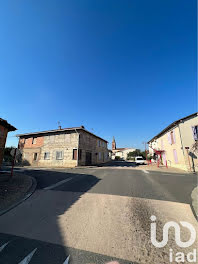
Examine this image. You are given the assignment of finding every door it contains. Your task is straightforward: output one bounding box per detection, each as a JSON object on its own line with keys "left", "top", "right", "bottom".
{"left": 85, "top": 152, "right": 92, "bottom": 165}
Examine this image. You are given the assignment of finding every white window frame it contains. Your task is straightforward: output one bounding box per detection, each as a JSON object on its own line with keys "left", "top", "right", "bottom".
{"left": 44, "top": 152, "right": 50, "bottom": 160}
{"left": 56, "top": 151, "right": 63, "bottom": 160}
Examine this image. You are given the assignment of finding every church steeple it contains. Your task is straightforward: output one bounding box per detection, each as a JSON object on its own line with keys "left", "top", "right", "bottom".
{"left": 112, "top": 136, "right": 116, "bottom": 150}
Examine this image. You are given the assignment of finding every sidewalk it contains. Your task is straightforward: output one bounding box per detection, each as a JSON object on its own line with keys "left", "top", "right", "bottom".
{"left": 0, "top": 172, "right": 36, "bottom": 215}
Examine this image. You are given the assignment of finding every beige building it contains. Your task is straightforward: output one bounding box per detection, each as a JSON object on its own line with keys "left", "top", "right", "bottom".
{"left": 111, "top": 137, "right": 135, "bottom": 160}
{"left": 17, "top": 126, "right": 109, "bottom": 167}
{"left": 148, "top": 113, "right": 198, "bottom": 172}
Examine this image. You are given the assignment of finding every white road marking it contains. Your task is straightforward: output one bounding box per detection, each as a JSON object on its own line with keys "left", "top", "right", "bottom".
{"left": 18, "top": 248, "right": 37, "bottom": 264}
{"left": 44, "top": 177, "right": 73, "bottom": 190}
{"left": 142, "top": 170, "right": 149, "bottom": 174}
{"left": 162, "top": 173, "right": 186, "bottom": 176}
{"left": 63, "top": 255, "right": 70, "bottom": 263}
{"left": 0, "top": 241, "right": 10, "bottom": 252}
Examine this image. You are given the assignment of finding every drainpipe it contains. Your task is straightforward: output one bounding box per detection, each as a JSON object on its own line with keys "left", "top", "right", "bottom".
{"left": 75, "top": 129, "right": 79, "bottom": 166}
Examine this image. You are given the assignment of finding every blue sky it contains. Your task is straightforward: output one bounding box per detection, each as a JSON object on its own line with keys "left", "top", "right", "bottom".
{"left": 0, "top": 0, "right": 197, "bottom": 150}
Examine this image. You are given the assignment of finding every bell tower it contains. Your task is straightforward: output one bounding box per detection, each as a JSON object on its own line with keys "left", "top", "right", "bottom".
{"left": 112, "top": 136, "right": 116, "bottom": 150}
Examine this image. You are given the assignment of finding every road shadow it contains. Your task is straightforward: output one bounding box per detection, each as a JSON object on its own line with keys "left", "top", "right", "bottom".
{"left": 0, "top": 168, "right": 131, "bottom": 264}
{"left": 98, "top": 160, "right": 137, "bottom": 167}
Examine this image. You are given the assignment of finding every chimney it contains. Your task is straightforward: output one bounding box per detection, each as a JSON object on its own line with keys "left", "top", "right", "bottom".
{"left": 58, "top": 125, "right": 62, "bottom": 130}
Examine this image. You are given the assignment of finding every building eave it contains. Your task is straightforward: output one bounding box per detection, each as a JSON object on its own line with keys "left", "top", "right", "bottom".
{"left": 16, "top": 127, "right": 108, "bottom": 143}
{"left": 0, "top": 118, "right": 17, "bottom": 132}
{"left": 147, "top": 112, "right": 198, "bottom": 143}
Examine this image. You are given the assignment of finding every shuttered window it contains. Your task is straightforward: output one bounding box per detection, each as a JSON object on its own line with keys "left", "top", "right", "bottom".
{"left": 73, "top": 149, "right": 77, "bottom": 160}
{"left": 173, "top": 149, "right": 178, "bottom": 164}
{"left": 168, "top": 130, "right": 176, "bottom": 144}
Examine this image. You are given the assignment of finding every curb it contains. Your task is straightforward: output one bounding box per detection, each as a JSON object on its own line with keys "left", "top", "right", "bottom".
{"left": 191, "top": 186, "right": 198, "bottom": 221}
{"left": 0, "top": 176, "right": 37, "bottom": 217}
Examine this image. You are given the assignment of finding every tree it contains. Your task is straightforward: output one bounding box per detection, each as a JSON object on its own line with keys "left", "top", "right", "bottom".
{"left": 127, "top": 149, "right": 147, "bottom": 160}
{"left": 3, "top": 147, "right": 14, "bottom": 162}
{"left": 191, "top": 141, "right": 198, "bottom": 155}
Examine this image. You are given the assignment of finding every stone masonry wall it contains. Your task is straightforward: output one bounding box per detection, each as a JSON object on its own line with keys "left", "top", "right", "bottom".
{"left": 19, "top": 129, "right": 109, "bottom": 167}
{"left": 38, "top": 132, "right": 78, "bottom": 167}
{"left": 78, "top": 131, "right": 109, "bottom": 165}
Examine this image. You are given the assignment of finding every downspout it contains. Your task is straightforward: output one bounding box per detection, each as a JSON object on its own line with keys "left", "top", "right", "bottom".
{"left": 75, "top": 129, "right": 79, "bottom": 166}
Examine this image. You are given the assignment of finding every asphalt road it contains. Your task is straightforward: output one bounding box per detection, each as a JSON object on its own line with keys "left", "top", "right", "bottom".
{"left": 0, "top": 162, "right": 197, "bottom": 264}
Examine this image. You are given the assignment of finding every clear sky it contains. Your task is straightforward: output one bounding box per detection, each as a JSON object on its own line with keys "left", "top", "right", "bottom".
{"left": 0, "top": 0, "right": 197, "bottom": 150}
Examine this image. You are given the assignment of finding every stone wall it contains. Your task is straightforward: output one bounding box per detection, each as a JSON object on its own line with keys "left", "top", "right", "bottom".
{"left": 19, "top": 129, "right": 109, "bottom": 167}
{"left": 38, "top": 132, "right": 78, "bottom": 167}
{"left": 78, "top": 131, "right": 109, "bottom": 165}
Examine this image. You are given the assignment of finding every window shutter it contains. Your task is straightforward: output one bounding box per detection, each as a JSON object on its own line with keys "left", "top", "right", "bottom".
{"left": 173, "top": 130, "right": 176, "bottom": 144}
{"left": 73, "top": 149, "right": 77, "bottom": 160}
{"left": 162, "top": 153, "right": 166, "bottom": 164}
{"left": 173, "top": 149, "right": 178, "bottom": 164}
{"left": 161, "top": 139, "right": 164, "bottom": 149}
{"left": 167, "top": 133, "right": 171, "bottom": 144}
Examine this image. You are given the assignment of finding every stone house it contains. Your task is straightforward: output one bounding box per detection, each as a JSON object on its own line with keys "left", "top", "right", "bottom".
{"left": 0, "top": 118, "right": 16, "bottom": 168}
{"left": 148, "top": 112, "right": 198, "bottom": 172}
{"left": 17, "top": 126, "right": 109, "bottom": 167}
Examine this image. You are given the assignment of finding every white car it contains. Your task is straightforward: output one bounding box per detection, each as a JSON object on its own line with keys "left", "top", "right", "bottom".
{"left": 135, "top": 156, "right": 145, "bottom": 165}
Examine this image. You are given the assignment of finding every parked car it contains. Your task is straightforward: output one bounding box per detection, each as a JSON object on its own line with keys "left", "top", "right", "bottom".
{"left": 135, "top": 156, "right": 145, "bottom": 165}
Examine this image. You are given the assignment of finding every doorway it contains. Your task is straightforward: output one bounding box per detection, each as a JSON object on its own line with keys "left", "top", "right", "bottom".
{"left": 85, "top": 152, "right": 92, "bottom": 165}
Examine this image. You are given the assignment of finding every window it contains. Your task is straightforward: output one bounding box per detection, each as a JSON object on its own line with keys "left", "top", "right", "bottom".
{"left": 73, "top": 149, "right": 77, "bottom": 160}
{"left": 192, "top": 126, "right": 198, "bottom": 141}
{"left": 161, "top": 139, "right": 164, "bottom": 149}
{"left": 32, "top": 137, "right": 37, "bottom": 144}
{"left": 98, "top": 140, "right": 101, "bottom": 147}
{"left": 170, "top": 131, "right": 174, "bottom": 144}
{"left": 44, "top": 152, "right": 50, "bottom": 160}
{"left": 73, "top": 149, "right": 82, "bottom": 160}
{"left": 33, "top": 153, "right": 38, "bottom": 161}
{"left": 56, "top": 151, "right": 63, "bottom": 160}
{"left": 168, "top": 130, "right": 176, "bottom": 144}
{"left": 173, "top": 149, "right": 178, "bottom": 164}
